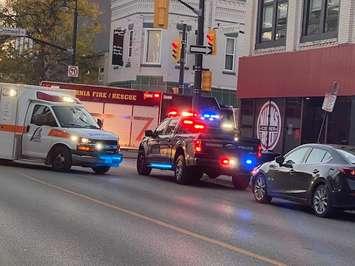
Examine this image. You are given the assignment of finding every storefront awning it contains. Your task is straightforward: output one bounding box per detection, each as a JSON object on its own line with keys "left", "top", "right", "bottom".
{"left": 237, "top": 44, "right": 355, "bottom": 99}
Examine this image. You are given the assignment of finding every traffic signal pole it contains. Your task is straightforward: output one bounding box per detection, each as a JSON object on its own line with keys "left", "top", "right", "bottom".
{"left": 178, "top": 23, "right": 187, "bottom": 94}
{"left": 177, "top": 0, "right": 205, "bottom": 110}
{"left": 192, "top": 0, "right": 205, "bottom": 110}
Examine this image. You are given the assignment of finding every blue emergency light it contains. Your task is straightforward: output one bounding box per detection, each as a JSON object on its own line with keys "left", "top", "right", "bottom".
{"left": 150, "top": 163, "right": 173, "bottom": 170}
{"left": 99, "top": 154, "right": 123, "bottom": 167}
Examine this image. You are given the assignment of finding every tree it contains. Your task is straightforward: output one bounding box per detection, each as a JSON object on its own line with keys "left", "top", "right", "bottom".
{"left": 0, "top": 0, "right": 101, "bottom": 85}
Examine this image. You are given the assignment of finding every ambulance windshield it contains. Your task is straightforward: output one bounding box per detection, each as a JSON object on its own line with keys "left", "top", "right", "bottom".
{"left": 52, "top": 106, "right": 99, "bottom": 129}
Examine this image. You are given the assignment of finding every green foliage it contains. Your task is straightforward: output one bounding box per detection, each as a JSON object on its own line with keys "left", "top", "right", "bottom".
{"left": 0, "top": 0, "right": 101, "bottom": 85}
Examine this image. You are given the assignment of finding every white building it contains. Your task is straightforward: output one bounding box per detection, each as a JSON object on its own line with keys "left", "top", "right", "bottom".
{"left": 107, "top": 0, "right": 246, "bottom": 107}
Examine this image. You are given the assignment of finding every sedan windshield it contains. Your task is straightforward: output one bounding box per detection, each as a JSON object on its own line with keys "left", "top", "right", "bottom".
{"left": 52, "top": 106, "right": 99, "bottom": 129}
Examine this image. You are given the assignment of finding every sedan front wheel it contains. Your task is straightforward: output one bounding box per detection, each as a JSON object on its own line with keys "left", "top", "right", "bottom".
{"left": 253, "top": 175, "right": 271, "bottom": 204}
{"left": 312, "top": 184, "right": 333, "bottom": 218}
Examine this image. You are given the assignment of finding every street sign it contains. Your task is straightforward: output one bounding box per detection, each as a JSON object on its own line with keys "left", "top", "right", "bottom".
{"left": 190, "top": 45, "right": 213, "bottom": 55}
{"left": 68, "top": 65, "right": 79, "bottom": 78}
{"left": 112, "top": 29, "right": 125, "bottom": 66}
{"left": 322, "top": 81, "right": 339, "bottom": 113}
{"left": 0, "top": 27, "right": 26, "bottom": 37}
{"left": 322, "top": 93, "right": 337, "bottom": 112}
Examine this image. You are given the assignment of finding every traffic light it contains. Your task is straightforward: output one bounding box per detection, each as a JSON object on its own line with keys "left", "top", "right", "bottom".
{"left": 207, "top": 28, "right": 217, "bottom": 55}
{"left": 154, "top": 0, "right": 169, "bottom": 29}
{"left": 171, "top": 39, "right": 182, "bottom": 63}
{"left": 202, "top": 70, "right": 212, "bottom": 92}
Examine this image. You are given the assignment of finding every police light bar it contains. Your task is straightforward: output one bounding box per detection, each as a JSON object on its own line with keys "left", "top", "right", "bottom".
{"left": 167, "top": 110, "right": 178, "bottom": 118}
{"left": 2, "top": 88, "right": 17, "bottom": 97}
{"left": 181, "top": 111, "right": 198, "bottom": 117}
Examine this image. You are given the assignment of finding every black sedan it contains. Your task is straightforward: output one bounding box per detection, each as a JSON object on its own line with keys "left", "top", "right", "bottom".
{"left": 251, "top": 144, "right": 355, "bottom": 217}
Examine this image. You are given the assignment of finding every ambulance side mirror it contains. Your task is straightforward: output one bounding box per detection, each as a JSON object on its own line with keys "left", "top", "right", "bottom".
{"left": 97, "top": 119, "right": 103, "bottom": 130}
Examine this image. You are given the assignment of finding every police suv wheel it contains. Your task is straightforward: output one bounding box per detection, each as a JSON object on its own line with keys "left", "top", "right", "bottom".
{"left": 92, "top": 166, "right": 111, "bottom": 175}
{"left": 51, "top": 146, "right": 72, "bottom": 172}
{"left": 232, "top": 174, "right": 250, "bottom": 190}
{"left": 175, "top": 155, "right": 191, "bottom": 185}
{"left": 137, "top": 152, "right": 151, "bottom": 176}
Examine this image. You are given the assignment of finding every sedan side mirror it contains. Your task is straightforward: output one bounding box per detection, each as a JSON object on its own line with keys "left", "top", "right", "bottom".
{"left": 97, "top": 119, "right": 103, "bottom": 129}
{"left": 145, "top": 130, "right": 155, "bottom": 138}
{"left": 275, "top": 155, "right": 285, "bottom": 166}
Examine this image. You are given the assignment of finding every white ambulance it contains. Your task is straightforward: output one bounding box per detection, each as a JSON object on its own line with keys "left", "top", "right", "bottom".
{"left": 0, "top": 83, "right": 123, "bottom": 174}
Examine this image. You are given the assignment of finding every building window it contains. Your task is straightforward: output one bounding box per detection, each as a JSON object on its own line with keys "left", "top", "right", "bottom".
{"left": 302, "top": 0, "right": 340, "bottom": 42}
{"left": 144, "top": 29, "right": 162, "bottom": 64}
{"left": 256, "top": 0, "right": 288, "bottom": 48}
{"left": 128, "top": 30, "right": 134, "bottom": 57}
{"left": 225, "top": 38, "right": 236, "bottom": 71}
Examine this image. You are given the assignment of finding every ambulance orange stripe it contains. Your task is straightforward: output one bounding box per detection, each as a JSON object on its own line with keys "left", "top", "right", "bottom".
{"left": 0, "top": 124, "right": 27, "bottom": 134}
{"left": 48, "top": 129, "right": 71, "bottom": 139}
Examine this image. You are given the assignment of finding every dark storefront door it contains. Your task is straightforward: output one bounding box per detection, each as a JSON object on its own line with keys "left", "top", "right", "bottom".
{"left": 302, "top": 97, "right": 352, "bottom": 146}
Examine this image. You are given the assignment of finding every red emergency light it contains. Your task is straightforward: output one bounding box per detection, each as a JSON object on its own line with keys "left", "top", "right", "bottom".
{"left": 36, "top": 92, "right": 79, "bottom": 103}
{"left": 194, "top": 124, "right": 205, "bottom": 130}
{"left": 193, "top": 139, "right": 202, "bottom": 153}
{"left": 144, "top": 92, "right": 161, "bottom": 100}
{"left": 167, "top": 110, "right": 198, "bottom": 118}
{"left": 183, "top": 119, "right": 194, "bottom": 125}
{"left": 219, "top": 157, "right": 237, "bottom": 168}
{"left": 182, "top": 111, "right": 197, "bottom": 117}
{"left": 181, "top": 118, "right": 206, "bottom": 134}
{"left": 257, "top": 143, "right": 262, "bottom": 158}
{"left": 167, "top": 110, "right": 179, "bottom": 117}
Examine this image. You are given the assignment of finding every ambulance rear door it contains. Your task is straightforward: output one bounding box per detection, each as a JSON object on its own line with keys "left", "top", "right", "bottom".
{"left": 0, "top": 87, "right": 19, "bottom": 159}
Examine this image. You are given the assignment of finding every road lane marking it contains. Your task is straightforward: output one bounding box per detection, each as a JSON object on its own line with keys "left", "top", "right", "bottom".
{"left": 19, "top": 172, "right": 285, "bottom": 266}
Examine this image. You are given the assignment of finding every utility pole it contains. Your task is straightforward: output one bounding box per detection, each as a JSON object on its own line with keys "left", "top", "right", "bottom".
{"left": 192, "top": 0, "right": 205, "bottom": 110}
{"left": 71, "top": 0, "right": 78, "bottom": 67}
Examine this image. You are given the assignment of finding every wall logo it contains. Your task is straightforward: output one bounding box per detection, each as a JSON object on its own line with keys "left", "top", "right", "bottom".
{"left": 257, "top": 101, "right": 282, "bottom": 151}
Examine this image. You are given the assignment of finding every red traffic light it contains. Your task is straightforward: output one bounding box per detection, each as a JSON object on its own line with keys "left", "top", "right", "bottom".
{"left": 171, "top": 39, "right": 182, "bottom": 62}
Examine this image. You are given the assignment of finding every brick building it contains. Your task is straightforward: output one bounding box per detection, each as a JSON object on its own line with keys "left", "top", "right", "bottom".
{"left": 238, "top": 0, "right": 355, "bottom": 153}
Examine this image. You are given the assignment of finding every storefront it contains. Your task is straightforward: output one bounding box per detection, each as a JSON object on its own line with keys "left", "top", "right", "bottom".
{"left": 238, "top": 44, "right": 355, "bottom": 154}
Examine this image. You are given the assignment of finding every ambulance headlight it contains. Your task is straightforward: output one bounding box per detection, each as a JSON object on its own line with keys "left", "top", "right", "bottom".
{"left": 95, "top": 143, "right": 104, "bottom": 151}
{"left": 70, "top": 135, "right": 79, "bottom": 142}
{"left": 80, "top": 138, "right": 89, "bottom": 144}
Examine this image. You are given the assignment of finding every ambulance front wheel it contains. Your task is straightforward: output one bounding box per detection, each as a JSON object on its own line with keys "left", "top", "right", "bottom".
{"left": 50, "top": 146, "right": 72, "bottom": 172}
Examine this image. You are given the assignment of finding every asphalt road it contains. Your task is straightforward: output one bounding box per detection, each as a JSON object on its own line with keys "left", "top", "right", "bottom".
{"left": 0, "top": 159, "right": 355, "bottom": 266}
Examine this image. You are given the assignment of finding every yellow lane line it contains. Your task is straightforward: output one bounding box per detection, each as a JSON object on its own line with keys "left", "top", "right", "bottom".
{"left": 19, "top": 172, "right": 286, "bottom": 266}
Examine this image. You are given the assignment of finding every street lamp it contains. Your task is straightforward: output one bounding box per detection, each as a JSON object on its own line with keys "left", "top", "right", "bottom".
{"left": 61, "top": 0, "right": 78, "bottom": 67}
